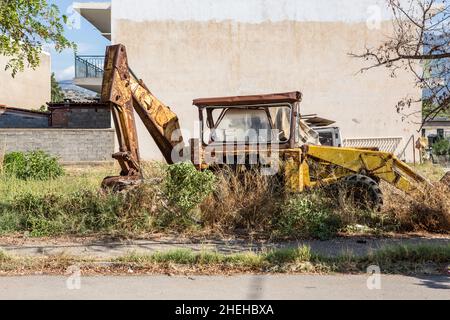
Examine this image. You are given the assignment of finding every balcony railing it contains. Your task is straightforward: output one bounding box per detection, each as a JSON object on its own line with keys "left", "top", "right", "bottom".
{"left": 75, "top": 55, "right": 105, "bottom": 78}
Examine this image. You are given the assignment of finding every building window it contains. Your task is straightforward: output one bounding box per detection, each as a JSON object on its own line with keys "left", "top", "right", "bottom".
{"left": 437, "top": 129, "right": 444, "bottom": 139}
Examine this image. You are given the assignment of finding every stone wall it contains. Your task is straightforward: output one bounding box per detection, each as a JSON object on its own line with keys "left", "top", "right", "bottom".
{"left": 0, "top": 129, "right": 115, "bottom": 163}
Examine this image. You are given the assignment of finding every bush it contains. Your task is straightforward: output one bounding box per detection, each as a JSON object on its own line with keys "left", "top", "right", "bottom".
{"left": 276, "top": 192, "right": 342, "bottom": 240}
{"left": 3, "top": 151, "right": 64, "bottom": 180}
{"left": 432, "top": 139, "right": 450, "bottom": 156}
{"left": 164, "top": 162, "right": 216, "bottom": 215}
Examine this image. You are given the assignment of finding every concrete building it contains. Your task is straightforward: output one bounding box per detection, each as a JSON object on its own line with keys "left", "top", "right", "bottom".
{"left": 0, "top": 53, "right": 51, "bottom": 110}
{"left": 423, "top": 117, "right": 450, "bottom": 144}
{"left": 74, "top": 0, "right": 422, "bottom": 162}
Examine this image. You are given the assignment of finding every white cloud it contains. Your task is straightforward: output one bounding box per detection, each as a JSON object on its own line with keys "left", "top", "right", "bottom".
{"left": 55, "top": 65, "right": 75, "bottom": 81}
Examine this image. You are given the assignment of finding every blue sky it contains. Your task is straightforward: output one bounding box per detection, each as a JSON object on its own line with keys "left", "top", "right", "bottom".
{"left": 49, "top": 0, "right": 110, "bottom": 81}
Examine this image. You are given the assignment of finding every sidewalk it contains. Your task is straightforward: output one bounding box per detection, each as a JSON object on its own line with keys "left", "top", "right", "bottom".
{"left": 1, "top": 234, "right": 448, "bottom": 259}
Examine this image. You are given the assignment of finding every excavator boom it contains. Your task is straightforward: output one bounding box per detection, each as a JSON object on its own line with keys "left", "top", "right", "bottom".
{"left": 101, "top": 44, "right": 183, "bottom": 188}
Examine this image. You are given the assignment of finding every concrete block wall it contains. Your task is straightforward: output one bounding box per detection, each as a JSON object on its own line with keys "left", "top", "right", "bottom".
{"left": 67, "top": 108, "right": 111, "bottom": 129}
{"left": 0, "top": 129, "right": 115, "bottom": 163}
{"left": 0, "top": 112, "right": 49, "bottom": 128}
{"left": 50, "top": 106, "right": 111, "bottom": 129}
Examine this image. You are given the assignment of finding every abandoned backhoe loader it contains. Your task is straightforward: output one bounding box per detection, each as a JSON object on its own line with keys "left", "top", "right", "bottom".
{"left": 100, "top": 44, "right": 434, "bottom": 209}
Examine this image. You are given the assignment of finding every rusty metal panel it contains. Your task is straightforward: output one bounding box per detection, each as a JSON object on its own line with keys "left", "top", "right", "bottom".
{"left": 193, "top": 92, "right": 302, "bottom": 107}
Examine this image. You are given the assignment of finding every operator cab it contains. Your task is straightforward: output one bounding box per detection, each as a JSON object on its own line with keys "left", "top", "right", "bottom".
{"left": 193, "top": 91, "right": 319, "bottom": 149}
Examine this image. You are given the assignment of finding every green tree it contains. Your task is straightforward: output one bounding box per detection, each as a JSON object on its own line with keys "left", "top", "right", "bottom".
{"left": 0, "top": 0, "right": 75, "bottom": 77}
{"left": 51, "top": 72, "right": 64, "bottom": 102}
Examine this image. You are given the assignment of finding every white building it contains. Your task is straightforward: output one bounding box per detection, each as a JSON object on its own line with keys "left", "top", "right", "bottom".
{"left": 74, "top": 0, "right": 422, "bottom": 162}
{"left": 0, "top": 53, "right": 51, "bottom": 110}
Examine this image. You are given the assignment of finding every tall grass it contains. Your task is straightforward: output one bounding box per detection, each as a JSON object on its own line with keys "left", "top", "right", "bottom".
{"left": 0, "top": 160, "right": 448, "bottom": 238}
{"left": 382, "top": 182, "right": 450, "bottom": 233}
{"left": 0, "top": 162, "right": 213, "bottom": 236}
{"left": 200, "top": 168, "right": 281, "bottom": 233}
{"left": 0, "top": 152, "right": 4, "bottom": 175}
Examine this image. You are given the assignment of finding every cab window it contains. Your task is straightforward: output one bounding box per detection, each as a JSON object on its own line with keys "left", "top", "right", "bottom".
{"left": 205, "top": 106, "right": 291, "bottom": 144}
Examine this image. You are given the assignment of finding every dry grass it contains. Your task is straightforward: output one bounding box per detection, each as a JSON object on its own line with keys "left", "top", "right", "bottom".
{"left": 382, "top": 182, "right": 450, "bottom": 233}
{"left": 200, "top": 168, "right": 282, "bottom": 234}
{"left": 411, "top": 162, "right": 447, "bottom": 182}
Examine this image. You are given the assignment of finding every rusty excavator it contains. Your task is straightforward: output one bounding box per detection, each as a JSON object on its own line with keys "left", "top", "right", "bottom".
{"left": 100, "top": 44, "right": 439, "bottom": 210}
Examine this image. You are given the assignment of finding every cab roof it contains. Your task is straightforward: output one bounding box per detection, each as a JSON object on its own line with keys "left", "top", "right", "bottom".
{"left": 193, "top": 91, "right": 302, "bottom": 108}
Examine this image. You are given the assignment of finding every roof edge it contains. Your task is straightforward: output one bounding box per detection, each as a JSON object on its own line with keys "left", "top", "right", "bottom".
{"left": 73, "top": 2, "right": 111, "bottom": 12}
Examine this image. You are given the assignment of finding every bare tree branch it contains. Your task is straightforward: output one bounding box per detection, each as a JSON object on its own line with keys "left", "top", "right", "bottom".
{"left": 351, "top": 0, "right": 449, "bottom": 127}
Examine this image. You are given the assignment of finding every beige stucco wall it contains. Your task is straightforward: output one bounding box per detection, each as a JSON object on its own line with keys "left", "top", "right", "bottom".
{"left": 110, "top": 0, "right": 422, "bottom": 162}
{"left": 0, "top": 53, "right": 51, "bottom": 110}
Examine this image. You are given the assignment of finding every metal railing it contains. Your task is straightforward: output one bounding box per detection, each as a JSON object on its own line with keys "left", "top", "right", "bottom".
{"left": 75, "top": 55, "right": 105, "bottom": 78}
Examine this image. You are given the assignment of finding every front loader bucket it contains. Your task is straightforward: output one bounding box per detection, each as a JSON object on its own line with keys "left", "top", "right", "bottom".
{"left": 304, "top": 145, "right": 432, "bottom": 193}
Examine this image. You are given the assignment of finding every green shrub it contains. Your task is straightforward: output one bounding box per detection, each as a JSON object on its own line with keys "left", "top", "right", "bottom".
{"left": 164, "top": 162, "right": 216, "bottom": 214}
{"left": 432, "top": 139, "right": 450, "bottom": 156}
{"left": 276, "top": 192, "right": 342, "bottom": 240}
{"left": 3, "top": 151, "right": 64, "bottom": 180}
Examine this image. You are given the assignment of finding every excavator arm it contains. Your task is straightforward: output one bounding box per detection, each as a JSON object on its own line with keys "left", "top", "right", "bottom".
{"left": 100, "top": 44, "right": 183, "bottom": 189}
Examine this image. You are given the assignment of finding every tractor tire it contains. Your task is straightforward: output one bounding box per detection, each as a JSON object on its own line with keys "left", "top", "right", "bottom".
{"left": 339, "top": 174, "right": 384, "bottom": 211}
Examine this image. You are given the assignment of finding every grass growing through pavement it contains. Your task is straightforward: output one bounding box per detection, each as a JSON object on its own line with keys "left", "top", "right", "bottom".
{"left": 0, "top": 244, "right": 448, "bottom": 275}
{"left": 117, "top": 244, "right": 450, "bottom": 268}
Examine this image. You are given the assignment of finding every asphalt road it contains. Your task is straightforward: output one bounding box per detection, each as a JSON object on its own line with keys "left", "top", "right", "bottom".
{"left": 0, "top": 275, "right": 448, "bottom": 300}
